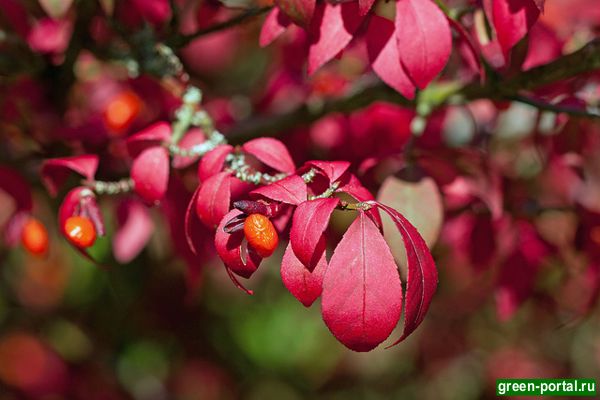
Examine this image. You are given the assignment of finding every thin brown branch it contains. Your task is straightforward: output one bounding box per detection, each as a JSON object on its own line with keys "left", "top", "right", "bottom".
{"left": 167, "top": 6, "right": 272, "bottom": 49}
{"left": 228, "top": 38, "right": 600, "bottom": 143}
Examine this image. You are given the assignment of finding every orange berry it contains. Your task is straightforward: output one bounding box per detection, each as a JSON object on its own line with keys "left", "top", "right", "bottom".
{"left": 103, "top": 91, "right": 141, "bottom": 133}
{"left": 64, "top": 216, "right": 96, "bottom": 248}
{"left": 21, "top": 218, "right": 49, "bottom": 256}
{"left": 243, "top": 213, "right": 279, "bottom": 258}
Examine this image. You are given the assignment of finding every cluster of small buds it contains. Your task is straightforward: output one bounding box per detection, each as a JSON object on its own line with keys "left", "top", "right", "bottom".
{"left": 168, "top": 131, "right": 227, "bottom": 158}
{"left": 308, "top": 181, "right": 340, "bottom": 200}
{"left": 225, "top": 153, "right": 288, "bottom": 185}
{"left": 88, "top": 178, "right": 135, "bottom": 195}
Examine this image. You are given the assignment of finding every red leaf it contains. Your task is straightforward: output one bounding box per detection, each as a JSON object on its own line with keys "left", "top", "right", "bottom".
{"left": 0, "top": 166, "right": 32, "bottom": 212}
{"left": 113, "top": 198, "right": 153, "bottom": 263}
{"left": 448, "top": 17, "right": 485, "bottom": 81}
{"left": 260, "top": 8, "right": 291, "bottom": 47}
{"left": 250, "top": 175, "right": 307, "bottom": 205}
{"left": 307, "top": 2, "right": 366, "bottom": 74}
{"left": 172, "top": 128, "right": 206, "bottom": 169}
{"left": 290, "top": 198, "right": 339, "bottom": 270}
{"left": 395, "top": 0, "right": 452, "bottom": 89}
{"left": 305, "top": 160, "right": 350, "bottom": 184}
{"left": 322, "top": 212, "right": 403, "bottom": 351}
{"left": 131, "top": 146, "right": 170, "bottom": 204}
{"left": 372, "top": 202, "right": 438, "bottom": 344}
{"left": 196, "top": 172, "right": 231, "bottom": 229}
{"left": 281, "top": 242, "right": 327, "bottom": 307}
{"left": 198, "top": 144, "right": 233, "bottom": 181}
{"left": 490, "top": 0, "right": 540, "bottom": 58}
{"left": 275, "top": 0, "right": 315, "bottom": 26}
{"left": 27, "top": 17, "right": 72, "bottom": 54}
{"left": 41, "top": 155, "right": 99, "bottom": 196}
{"left": 215, "top": 209, "right": 262, "bottom": 280}
{"left": 366, "top": 16, "right": 416, "bottom": 99}
{"left": 126, "top": 121, "right": 171, "bottom": 157}
{"left": 242, "top": 137, "right": 295, "bottom": 173}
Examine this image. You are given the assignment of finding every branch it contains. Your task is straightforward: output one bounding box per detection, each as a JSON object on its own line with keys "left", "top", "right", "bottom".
{"left": 506, "top": 95, "right": 600, "bottom": 119}
{"left": 228, "top": 38, "right": 600, "bottom": 142}
{"left": 167, "top": 6, "right": 272, "bottom": 49}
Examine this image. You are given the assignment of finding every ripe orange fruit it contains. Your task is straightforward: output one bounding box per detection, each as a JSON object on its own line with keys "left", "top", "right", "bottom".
{"left": 64, "top": 216, "right": 96, "bottom": 248}
{"left": 243, "top": 214, "right": 279, "bottom": 258}
{"left": 103, "top": 91, "right": 141, "bottom": 133}
{"left": 21, "top": 218, "right": 48, "bottom": 256}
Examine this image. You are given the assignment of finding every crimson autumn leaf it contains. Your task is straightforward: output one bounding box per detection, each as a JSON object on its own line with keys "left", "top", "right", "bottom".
{"left": 242, "top": 137, "right": 296, "bottom": 174}
{"left": 366, "top": 15, "right": 416, "bottom": 100}
{"left": 126, "top": 121, "right": 172, "bottom": 157}
{"left": 172, "top": 128, "right": 206, "bottom": 169}
{"left": 307, "top": 2, "right": 365, "bottom": 74}
{"left": 198, "top": 144, "right": 233, "bottom": 181}
{"left": 305, "top": 160, "right": 350, "bottom": 184}
{"left": 250, "top": 175, "right": 308, "bottom": 205}
{"left": 41, "top": 155, "right": 99, "bottom": 197}
{"left": 290, "top": 197, "right": 339, "bottom": 270}
{"left": 372, "top": 202, "right": 438, "bottom": 344}
{"left": 195, "top": 171, "right": 232, "bottom": 229}
{"left": 488, "top": 0, "right": 540, "bottom": 58}
{"left": 395, "top": 0, "right": 452, "bottom": 89}
{"left": 131, "top": 146, "right": 170, "bottom": 204}
{"left": 281, "top": 242, "right": 327, "bottom": 307}
{"left": 113, "top": 198, "right": 153, "bottom": 263}
{"left": 0, "top": 166, "right": 32, "bottom": 212}
{"left": 322, "top": 211, "right": 403, "bottom": 352}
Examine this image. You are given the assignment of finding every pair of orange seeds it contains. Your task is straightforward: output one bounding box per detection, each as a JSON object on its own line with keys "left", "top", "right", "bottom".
{"left": 21, "top": 216, "right": 96, "bottom": 255}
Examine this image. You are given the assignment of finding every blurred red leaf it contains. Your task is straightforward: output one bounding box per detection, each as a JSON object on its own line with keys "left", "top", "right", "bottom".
{"left": 0, "top": 166, "right": 32, "bottom": 212}
{"left": 395, "top": 0, "right": 452, "bottom": 89}
{"left": 172, "top": 128, "right": 206, "bottom": 169}
{"left": 366, "top": 15, "right": 416, "bottom": 99}
{"left": 131, "top": 147, "right": 170, "bottom": 204}
{"left": 126, "top": 121, "right": 172, "bottom": 157}
{"left": 490, "top": 0, "right": 540, "bottom": 58}
{"left": 113, "top": 198, "right": 153, "bottom": 263}
{"left": 307, "top": 2, "right": 365, "bottom": 74}
{"left": 260, "top": 8, "right": 291, "bottom": 47}
{"left": 198, "top": 144, "right": 233, "bottom": 181}
{"left": 41, "top": 155, "right": 99, "bottom": 197}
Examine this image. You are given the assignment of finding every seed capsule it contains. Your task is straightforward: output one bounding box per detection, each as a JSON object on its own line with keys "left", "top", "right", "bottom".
{"left": 243, "top": 214, "right": 279, "bottom": 258}
{"left": 21, "top": 218, "right": 48, "bottom": 256}
{"left": 64, "top": 216, "right": 97, "bottom": 248}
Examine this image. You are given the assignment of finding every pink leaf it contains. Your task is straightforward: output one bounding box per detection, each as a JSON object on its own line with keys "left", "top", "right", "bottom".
{"left": 448, "top": 17, "right": 485, "bottom": 81}
{"left": 198, "top": 144, "right": 233, "bottom": 181}
{"left": 126, "top": 121, "right": 172, "bottom": 158}
{"left": 290, "top": 198, "right": 339, "bottom": 270}
{"left": 305, "top": 160, "right": 350, "bottom": 184}
{"left": 131, "top": 147, "right": 170, "bottom": 204}
{"left": 0, "top": 166, "right": 32, "bottom": 212}
{"left": 366, "top": 15, "right": 416, "bottom": 99}
{"left": 242, "top": 137, "right": 295, "bottom": 173}
{"left": 322, "top": 211, "right": 403, "bottom": 351}
{"left": 215, "top": 210, "right": 262, "bottom": 280}
{"left": 275, "top": 0, "right": 315, "bottom": 27}
{"left": 113, "top": 198, "right": 153, "bottom": 263}
{"left": 250, "top": 175, "right": 307, "bottom": 205}
{"left": 395, "top": 0, "right": 452, "bottom": 89}
{"left": 130, "top": 0, "right": 171, "bottom": 26}
{"left": 281, "top": 242, "right": 327, "bottom": 307}
{"left": 172, "top": 128, "right": 206, "bottom": 169}
{"left": 39, "top": 0, "right": 74, "bottom": 19}
{"left": 41, "top": 155, "right": 99, "bottom": 196}
{"left": 307, "top": 2, "right": 366, "bottom": 74}
{"left": 490, "top": 0, "right": 540, "bottom": 58}
{"left": 27, "top": 17, "right": 72, "bottom": 54}
{"left": 372, "top": 202, "right": 438, "bottom": 344}
{"left": 260, "top": 8, "right": 291, "bottom": 47}
{"left": 196, "top": 172, "right": 231, "bottom": 229}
